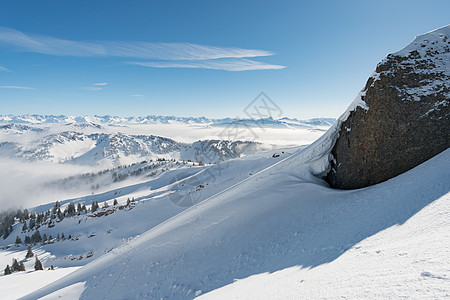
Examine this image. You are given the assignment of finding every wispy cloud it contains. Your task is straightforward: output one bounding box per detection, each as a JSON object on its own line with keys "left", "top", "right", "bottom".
{"left": 0, "top": 85, "right": 35, "bottom": 90}
{"left": 129, "top": 59, "right": 286, "bottom": 71}
{"left": 0, "top": 27, "right": 286, "bottom": 71}
{"left": 81, "top": 86, "right": 103, "bottom": 91}
{"left": 0, "top": 66, "right": 11, "bottom": 72}
{"left": 131, "top": 94, "right": 145, "bottom": 97}
{"left": 81, "top": 82, "right": 108, "bottom": 91}
{"left": 0, "top": 27, "right": 273, "bottom": 61}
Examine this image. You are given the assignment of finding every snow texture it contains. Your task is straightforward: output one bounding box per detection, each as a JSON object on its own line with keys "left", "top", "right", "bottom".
{"left": 17, "top": 143, "right": 450, "bottom": 299}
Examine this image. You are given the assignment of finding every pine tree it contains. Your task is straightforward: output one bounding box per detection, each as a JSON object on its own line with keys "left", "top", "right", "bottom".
{"left": 29, "top": 218, "right": 35, "bottom": 230}
{"left": 43, "top": 233, "right": 47, "bottom": 243}
{"left": 103, "top": 201, "right": 109, "bottom": 209}
{"left": 113, "top": 199, "right": 118, "bottom": 206}
{"left": 69, "top": 204, "right": 75, "bottom": 216}
{"left": 12, "top": 259, "right": 19, "bottom": 272}
{"left": 91, "top": 201, "right": 98, "bottom": 213}
{"left": 31, "top": 230, "right": 42, "bottom": 244}
{"left": 127, "top": 198, "right": 131, "bottom": 206}
{"left": 4, "top": 264, "right": 11, "bottom": 275}
{"left": 25, "top": 245, "right": 34, "bottom": 259}
{"left": 15, "top": 236, "right": 22, "bottom": 245}
{"left": 61, "top": 233, "right": 65, "bottom": 240}
{"left": 18, "top": 262, "right": 25, "bottom": 272}
{"left": 24, "top": 235, "right": 31, "bottom": 244}
{"left": 57, "top": 233, "right": 60, "bottom": 241}
{"left": 36, "top": 213, "right": 43, "bottom": 224}
{"left": 34, "top": 256, "right": 43, "bottom": 271}
{"left": 2, "top": 225, "right": 10, "bottom": 239}
{"left": 22, "top": 222, "right": 27, "bottom": 231}
{"left": 68, "top": 234, "right": 72, "bottom": 239}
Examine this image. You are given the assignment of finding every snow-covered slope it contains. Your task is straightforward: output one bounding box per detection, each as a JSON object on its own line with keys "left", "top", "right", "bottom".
{"left": 0, "top": 102, "right": 446, "bottom": 299}
{"left": 18, "top": 137, "right": 450, "bottom": 299}
{"left": 0, "top": 149, "right": 296, "bottom": 271}
{"left": 200, "top": 181, "right": 450, "bottom": 299}
{"left": 0, "top": 147, "right": 301, "bottom": 299}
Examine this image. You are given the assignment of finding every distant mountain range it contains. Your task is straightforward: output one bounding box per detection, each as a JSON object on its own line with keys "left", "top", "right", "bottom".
{"left": 0, "top": 115, "right": 334, "bottom": 166}
{"left": 0, "top": 114, "right": 336, "bottom": 128}
{"left": 0, "top": 130, "right": 265, "bottom": 166}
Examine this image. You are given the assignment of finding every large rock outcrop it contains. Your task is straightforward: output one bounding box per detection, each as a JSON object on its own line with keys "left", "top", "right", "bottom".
{"left": 326, "top": 25, "right": 450, "bottom": 189}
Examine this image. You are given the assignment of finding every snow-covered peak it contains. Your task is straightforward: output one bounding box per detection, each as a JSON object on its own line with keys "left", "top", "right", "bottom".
{"left": 0, "top": 123, "right": 43, "bottom": 132}
{"left": 345, "top": 24, "right": 450, "bottom": 119}
{"left": 394, "top": 24, "right": 450, "bottom": 58}
{"left": 0, "top": 114, "right": 336, "bottom": 128}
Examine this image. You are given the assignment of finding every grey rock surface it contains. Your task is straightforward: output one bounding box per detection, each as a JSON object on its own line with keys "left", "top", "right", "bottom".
{"left": 326, "top": 25, "right": 450, "bottom": 189}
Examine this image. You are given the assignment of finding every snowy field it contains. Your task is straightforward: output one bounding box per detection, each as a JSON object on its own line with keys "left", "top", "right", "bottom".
{"left": 19, "top": 147, "right": 450, "bottom": 299}
{"left": 0, "top": 115, "right": 448, "bottom": 299}
{"left": 0, "top": 117, "right": 330, "bottom": 298}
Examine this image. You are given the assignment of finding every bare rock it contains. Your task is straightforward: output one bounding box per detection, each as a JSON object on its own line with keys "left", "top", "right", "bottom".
{"left": 326, "top": 25, "right": 450, "bottom": 189}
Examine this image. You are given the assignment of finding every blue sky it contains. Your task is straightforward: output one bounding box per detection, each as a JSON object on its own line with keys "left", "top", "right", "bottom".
{"left": 0, "top": 0, "right": 449, "bottom": 119}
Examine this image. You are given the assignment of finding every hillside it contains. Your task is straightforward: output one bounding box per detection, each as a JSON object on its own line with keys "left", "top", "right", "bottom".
{"left": 18, "top": 139, "right": 450, "bottom": 299}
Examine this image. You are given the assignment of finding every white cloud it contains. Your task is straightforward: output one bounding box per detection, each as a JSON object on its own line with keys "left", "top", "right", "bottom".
{"left": 131, "top": 94, "right": 145, "bottom": 97}
{"left": 129, "top": 59, "right": 286, "bottom": 71}
{"left": 81, "top": 86, "right": 103, "bottom": 91}
{"left": 0, "top": 27, "right": 274, "bottom": 61}
{"left": 81, "top": 82, "right": 108, "bottom": 91}
{"left": 0, "top": 66, "right": 11, "bottom": 72}
{"left": 0, "top": 27, "right": 286, "bottom": 71}
{"left": 0, "top": 85, "right": 35, "bottom": 90}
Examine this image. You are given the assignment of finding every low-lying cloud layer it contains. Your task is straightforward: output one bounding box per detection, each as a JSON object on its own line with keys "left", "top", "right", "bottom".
{"left": 0, "top": 158, "right": 95, "bottom": 210}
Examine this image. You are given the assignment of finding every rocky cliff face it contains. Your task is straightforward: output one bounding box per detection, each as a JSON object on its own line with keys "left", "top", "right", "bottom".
{"left": 326, "top": 25, "right": 450, "bottom": 189}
